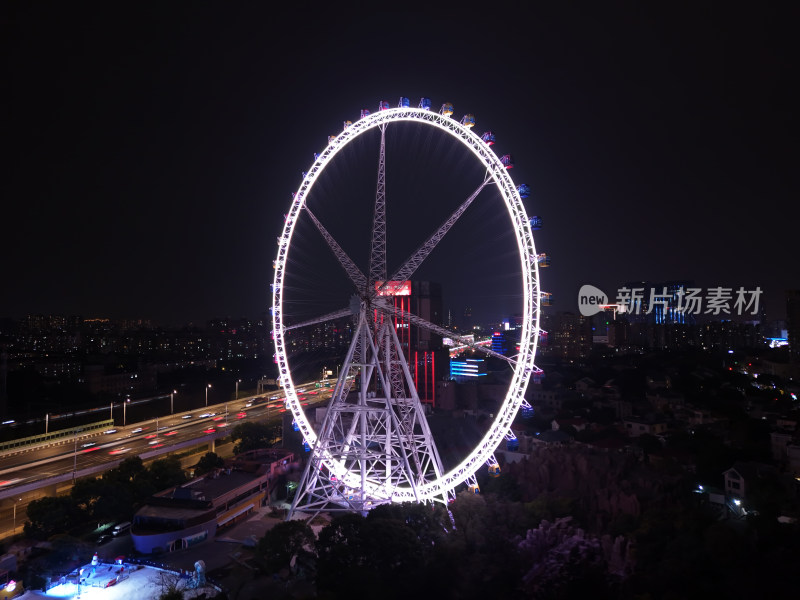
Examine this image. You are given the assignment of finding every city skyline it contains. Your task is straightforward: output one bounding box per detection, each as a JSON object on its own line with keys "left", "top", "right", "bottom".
{"left": 5, "top": 5, "right": 796, "bottom": 326}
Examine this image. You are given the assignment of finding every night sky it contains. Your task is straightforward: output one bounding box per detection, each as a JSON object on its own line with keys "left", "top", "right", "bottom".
{"left": 4, "top": 5, "right": 797, "bottom": 327}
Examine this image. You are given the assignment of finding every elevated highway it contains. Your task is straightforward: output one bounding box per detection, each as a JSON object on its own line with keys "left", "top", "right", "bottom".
{"left": 0, "top": 383, "right": 333, "bottom": 538}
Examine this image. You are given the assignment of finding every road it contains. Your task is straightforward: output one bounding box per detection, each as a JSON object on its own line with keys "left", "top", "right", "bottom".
{"left": 0, "top": 382, "right": 334, "bottom": 537}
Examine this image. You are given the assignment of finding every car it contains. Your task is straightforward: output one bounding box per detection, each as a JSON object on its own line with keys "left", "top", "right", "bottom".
{"left": 144, "top": 433, "right": 157, "bottom": 439}
{"left": 203, "top": 428, "right": 216, "bottom": 434}
{"left": 109, "top": 447, "right": 131, "bottom": 455}
{"left": 182, "top": 415, "right": 193, "bottom": 419}
{"left": 245, "top": 401, "right": 253, "bottom": 408}
{"left": 103, "top": 429, "right": 118, "bottom": 435}
{"left": 164, "top": 430, "right": 178, "bottom": 436}
{"left": 199, "top": 413, "right": 212, "bottom": 418}
{"left": 131, "top": 427, "right": 143, "bottom": 434}
{"left": 237, "top": 412, "right": 247, "bottom": 419}
{"left": 113, "top": 522, "right": 131, "bottom": 536}
{"left": 96, "top": 534, "right": 113, "bottom": 546}
{"left": 148, "top": 440, "right": 160, "bottom": 445}
{"left": 81, "top": 442, "right": 96, "bottom": 448}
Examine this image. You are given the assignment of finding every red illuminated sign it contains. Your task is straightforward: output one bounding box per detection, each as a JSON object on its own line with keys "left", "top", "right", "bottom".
{"left": 375, "top": 280, "right": 411, "bottom": 296}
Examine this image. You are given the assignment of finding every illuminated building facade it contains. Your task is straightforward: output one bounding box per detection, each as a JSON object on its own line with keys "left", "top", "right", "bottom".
{"left": 450, "top": 358, "right": 487, "bottom": 382}
{"left": 377, "top": 280, "right": 447, "bottom": 406}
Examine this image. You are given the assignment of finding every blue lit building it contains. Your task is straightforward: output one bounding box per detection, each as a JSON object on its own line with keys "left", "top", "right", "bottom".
{"left": 491, "top": 331, "right": 507, "bottom": 355}
{"left": 450, "top": 358, "right": 487, "bottom": 382}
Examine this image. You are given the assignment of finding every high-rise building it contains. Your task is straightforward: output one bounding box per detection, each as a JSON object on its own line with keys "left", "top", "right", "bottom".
{"left": 380, "top": 280, "right": 448, "bottom": 406}
{"left": 410, "top": 281, "right": 447, "bottom": 406}
{"left": 541, "top": 311, "right": 592, "bottom": 359}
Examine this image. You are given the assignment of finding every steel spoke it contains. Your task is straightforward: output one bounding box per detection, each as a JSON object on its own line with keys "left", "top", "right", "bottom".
{"left": 305, "top": 207, "right": 367, "bottom": 292}
{"left": 383, "top": 174, "right": 492, "bottom": 288}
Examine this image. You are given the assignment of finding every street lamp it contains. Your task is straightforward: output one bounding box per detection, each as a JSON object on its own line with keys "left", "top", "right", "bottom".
{"left": 12, "top": 497, "right": 21, "bottom": 534}
{"left": 123, "top": 397, "right": 130, "bottom": 426}
{"left": 235, "top": 379, "right": 241, "bottom": 401}
{"left": 170, "top": 390, "right": 177, "bottom": 415}
{"left": 205, "top": 384, "right": 211, "bottom": 407}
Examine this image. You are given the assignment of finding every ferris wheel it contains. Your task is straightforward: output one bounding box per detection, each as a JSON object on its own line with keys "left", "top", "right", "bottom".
{"left": 272, "top": 97, "right": 544, "bottom": 517}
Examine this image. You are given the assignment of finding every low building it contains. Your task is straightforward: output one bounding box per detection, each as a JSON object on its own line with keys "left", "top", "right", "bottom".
{"left": 623, "top": 416, "right": 668, "bottom": 437}
{"left": 132, "top": 448, "right": 294, "bottom": 554}
{"left": 722, "top": 461, "right": 779, "bottom": 505}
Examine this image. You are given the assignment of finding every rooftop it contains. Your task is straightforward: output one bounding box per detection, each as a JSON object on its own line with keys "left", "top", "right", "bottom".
{"left": 181, "top": 470, "right": 258, "bottom": 504}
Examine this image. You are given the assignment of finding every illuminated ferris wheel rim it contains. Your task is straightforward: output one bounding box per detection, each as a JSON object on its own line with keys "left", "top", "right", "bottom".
{"left": 272, "top": 104, "right": 541, "bottom": 501}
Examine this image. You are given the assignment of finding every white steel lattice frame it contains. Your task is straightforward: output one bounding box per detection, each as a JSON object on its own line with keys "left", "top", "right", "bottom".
{"left": 369, "top": 124, "right": 388, "bottom": 286}
{"left": 272, "top": 106, "right": 541, "bottom": 504}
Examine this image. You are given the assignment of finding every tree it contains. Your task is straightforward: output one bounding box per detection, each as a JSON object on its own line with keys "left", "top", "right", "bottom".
{"left": 24, "top": 496, "right": 77, "bottom": 540}
{"left": 194, "top": 452, "right": 224, "bottom": 476}
{"left": 367, "top": 501, "right": 451, "bottom": 551}
{"left": 70, "top": 477, "right": 105, "bottom": 521}
{"left": 103, "top": 456, "right": 147, "bottom": 487}
{"left": 257, "top": 519, "right": 316, "bottom": 573}
{"left": 147, "top": 456, "right": 187, "bottom": 491}
{"left": 315, "top": 513, "right": 370, "bottom": 594}
{"left": 230, "top": 421, "right": 277, "bottom": 454}
{"left": 315, "top": 512, "right": 426, "bottom": 599}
